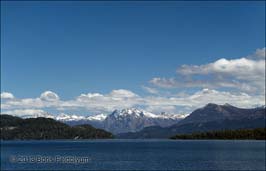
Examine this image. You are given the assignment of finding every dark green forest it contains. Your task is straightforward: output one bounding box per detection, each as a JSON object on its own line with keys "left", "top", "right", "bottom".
{"left": 0, "top": 115, "right": 113, "bottom": 140}
{"left": 170, "top": 128, "right": 266, "bottom": 140}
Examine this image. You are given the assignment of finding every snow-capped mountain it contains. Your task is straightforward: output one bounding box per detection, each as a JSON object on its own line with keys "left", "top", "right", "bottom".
{"left": 55, "top": 108, "right": 185, "bottom": 134}
{"left": 55, "top": 113, "right": 86, "bottom": 121}
{"left": 55, "top": 113, "right": 107, "bottom": 122}
{"left": 55, "top": 113, "right": 107, "bottom": 128}
{"left": 103, "top": 108, "right": 185, "bottom": 134}
{"left": 87, "top": 114, "right": 107, "bottom": 121}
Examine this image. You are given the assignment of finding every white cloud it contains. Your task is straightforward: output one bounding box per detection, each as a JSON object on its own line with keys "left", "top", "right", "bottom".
{"left": 150, "top": 48, "right": 265, "bottom": 94}
{"left": 150, "top": 77, "right": 179, "bottom": 88}
{"left": 1, "top": 92, "right": 61, "bottom": 110}
{"left": 177, "top": 57, "right": 264, "bottom": 77}
{"left": 0, "top": 88, "right": 264, "bottom": 115}
{"left": 145, "top": 105, "right": 177, "bottom": 114}
{"left": 150, "top": 77, "right": 259, "bottom": 93}
{"left": 254, "top": 47, "right": 265, "bottom": 59}
{"left": 109, "top": 89, "right": 137, "bottom": 98}
{"left": 40, "top": 91, "right": 59, "bottom": 101}
{"left": 73, "top": 89, "right": 142, "bottom": 113}
{"left": 185, "top": 88, "right": 263, "bottom": 108}
{"left": 1, "top": 92, "right": 14, "bottom": 99}
{"left": 142, "top": 86, "right": 158, "bottom": 94}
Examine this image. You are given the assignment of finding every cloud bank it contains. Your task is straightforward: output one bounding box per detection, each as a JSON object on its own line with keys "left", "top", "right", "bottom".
{"left": 150, "top": 48, "right": 265, "bottom": 94}
{"left": 1, "top": 88, "right": 264, "bottom": 116}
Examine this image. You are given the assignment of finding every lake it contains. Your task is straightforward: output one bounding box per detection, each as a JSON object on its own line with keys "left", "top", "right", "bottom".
{"left": 1, "top": 139, "right": 265, "bottom": 170}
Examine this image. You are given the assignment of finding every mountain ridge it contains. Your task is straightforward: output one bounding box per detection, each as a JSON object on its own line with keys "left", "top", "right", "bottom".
{"left": 117, "top": 104, "right": 266, "bottom": 138}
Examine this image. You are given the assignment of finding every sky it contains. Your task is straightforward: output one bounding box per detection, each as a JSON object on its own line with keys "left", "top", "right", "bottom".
{"left": 1, "top": 1, "right": 265, "bottom": 117}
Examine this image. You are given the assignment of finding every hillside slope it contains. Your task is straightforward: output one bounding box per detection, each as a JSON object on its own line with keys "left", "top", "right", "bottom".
{"left": 0, "top": 115, "right": 113, "bottom": 140}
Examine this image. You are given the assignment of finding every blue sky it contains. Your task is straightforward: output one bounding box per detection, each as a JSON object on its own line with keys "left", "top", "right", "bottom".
{"left": 1, "top": 1, "right": 265, "bottom": 116}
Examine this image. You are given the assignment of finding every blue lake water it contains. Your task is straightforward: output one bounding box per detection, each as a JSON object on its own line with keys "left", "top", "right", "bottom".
{"left": 1, "top": 139, "right": 265, "bottom": 170}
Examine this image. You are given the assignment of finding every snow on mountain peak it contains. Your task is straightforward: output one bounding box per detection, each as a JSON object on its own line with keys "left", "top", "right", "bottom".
{"left": 121, "top": 108, "right": 142, "bottom": 114}
{"left": 87, "top": 113, "right": 107, "bottom": 121}
{"left": 55, "top": 113, "right": 85, "bottom": 121}
{"left": 111, "top": 108, "right": 143, "bottom": 118}
{"left": 110, "top": 108, "right": 186, "bottom": 120}
{"left": 55, "top": 113, "right": 107, "bottom": 121}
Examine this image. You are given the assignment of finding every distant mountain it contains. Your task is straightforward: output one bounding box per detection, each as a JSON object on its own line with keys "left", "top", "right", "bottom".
{"left": 103, "top": 108, "right": 184, "bottom": 134}
{"left": 117, "top": 104, "right": 266, "bottom": 139}
{"left": 52, "top": 109, "right": 185, "bottom": 134}
{"left": 178, "top": 103, "right": 265, "bottom": 125}
{"left": 0, "top": 115, "right": 113, "bottom": 140}
{"left": 55, "top": 113, "right": 107, "bottom": 128}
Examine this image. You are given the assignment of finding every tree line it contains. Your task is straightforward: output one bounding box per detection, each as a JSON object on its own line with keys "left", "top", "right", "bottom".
{"left": 170, "top": 128, "right": 266, "bottom": 140}
{"left": 1, "top": 115, "right": 113, "bottom": 140}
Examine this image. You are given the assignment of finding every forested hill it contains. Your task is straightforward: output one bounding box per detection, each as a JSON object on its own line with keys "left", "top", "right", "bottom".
{"left": 170, "top": 128, "right": 266, "bottom": 140}
{"left": 0, "top": 114, "right": 113, "bottom": 140}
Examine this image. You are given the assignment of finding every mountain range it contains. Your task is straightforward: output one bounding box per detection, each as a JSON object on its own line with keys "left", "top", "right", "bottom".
{"left": 117, "top": 103, "right": 265, "bottom": 138}
{"left": 56, "top": 109, "right": 185, "bottom": 134}
{"left": 2, "top": 103, "right": 265, "bottom": 138}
